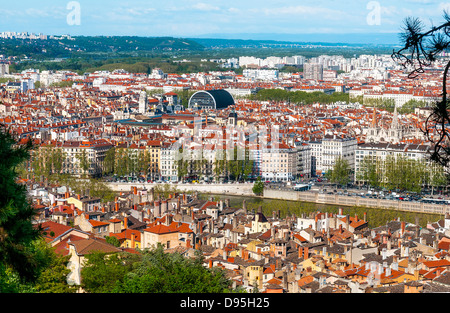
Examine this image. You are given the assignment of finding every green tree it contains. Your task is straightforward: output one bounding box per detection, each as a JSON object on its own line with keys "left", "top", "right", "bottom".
{"left": 32, "top": 240, "right": 76, "bottom": 293}
{"left": 213, "top": 150, "right": 226, "bottom": 181}
{"left": 80, "top": 251, "right": 134, "bottom": 293}
{"left": 103, "top": 147, "right": 116, "bottom": 175}
{"left": 153, "top": 183, "right": 181, "bottom": 199}
{"left": 113, "top": 244, "right": 233, "bottom": 293}
{"left": 330, "top": 156, "right": 351, "bottom": 187}
{"left": 105, "top": 236, "right": 121, "bottom": 248}
{"left": 252, "top": 177, "right": 265, "bottom": 196}
{"left": 77, "top": 149, "right": 90, "bottom": 177}
{"left": 177, "top": 148, "right": 189, "bottom": 181}
{"left": 360, "top": 155, "right": 381, "bottom": 188}
{"left": 0, "top": 127, "right": 43, "bottom": 284}
{"left": 87, "top": 179, "right": 116, "bottom": 203}
{"left": 430, "top": 166, "right": 448, "bottom": 195}
{"left": 115, "top": 148, "right": 130, "bottom": 177}
{"left": 137, "top": 149, "right": 151, "bottom": 177}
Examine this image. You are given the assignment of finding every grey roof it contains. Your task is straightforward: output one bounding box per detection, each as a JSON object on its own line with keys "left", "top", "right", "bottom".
{"left": 189, "top": 89, "right": 235, "bottom": 110}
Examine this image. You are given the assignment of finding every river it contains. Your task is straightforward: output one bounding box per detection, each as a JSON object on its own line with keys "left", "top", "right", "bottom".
{"left": 198, "top": 193, "right": 441, "bottom": 228}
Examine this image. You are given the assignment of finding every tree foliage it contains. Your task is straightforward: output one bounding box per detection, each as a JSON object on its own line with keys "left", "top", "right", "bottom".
{"left": 252, "top": 177, "right": 265, "bottom": 196}
{"left": 249, "top": 89, "right": 349, "bottom": 104}
{"left": 80, "top": 251, "right": 136, "bottom": 293}
{"left": 392, "top": 11, "right": 450, "bottom": 171}
{"left": 31, "top": 240, "right": 76, "bottom": 293}
{"left": 113, "top": 244, "right": 233, "bottom": 293}
{"left": 328, "top": 156, "right": 351, "bottom": 187}
{"left": 356, "top": 154, "right": 445, "bottom": 192}
{"left": 79, "top": 245, "right": 235, "bottom": 293}
{"left": 0, "top": 126, "right": 42, "bottom": 283}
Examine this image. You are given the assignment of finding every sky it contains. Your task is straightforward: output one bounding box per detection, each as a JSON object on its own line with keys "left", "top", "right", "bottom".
{"left": 1, "top": 0, "right": 450, "bottom": 44}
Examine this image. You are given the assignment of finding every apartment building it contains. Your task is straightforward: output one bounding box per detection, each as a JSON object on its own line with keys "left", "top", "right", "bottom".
{"left": 243, "top": 69, "right": 279, "bottom": 81}
{"left": 320, "top": 135, "right": 357, "bottom": 174}
{"left": 147, "top": 140, "right": 161, "bottom": 180}
{"left": 160, "top": 142, "right": 179, "bottom": 181}
{"left": 303, "top": 63, "right": 324, "bottom": 80}
{"left": 354, "top": 142, "right": 436, "bottom": 184}
{"left": 0, "top": 63, "right": 9, "bottom": 76}
{"left": 62, "top": 139, "right": 113, "bottom": 177}
{"left": 261, "top": 142, "right": 298, "bottom": 182}
{"left": 309, "top": 140, "right": 322, "bottom": 176}
{"left": 294, "top": 141, "right": 312, "bottom": 179}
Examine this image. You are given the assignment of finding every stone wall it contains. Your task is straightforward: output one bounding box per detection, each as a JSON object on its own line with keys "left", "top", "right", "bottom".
{"left": 263, "top": 189, "right": 450, "bottom": 215}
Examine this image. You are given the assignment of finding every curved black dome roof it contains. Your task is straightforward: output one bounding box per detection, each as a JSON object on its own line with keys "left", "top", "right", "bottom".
{"left": 188, "top": 89, "right": 235, "bottom": 110}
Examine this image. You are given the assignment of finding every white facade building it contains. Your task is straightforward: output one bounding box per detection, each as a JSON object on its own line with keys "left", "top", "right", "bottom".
{"left": 319, "top": 135, "right": 357, "bottom": 174}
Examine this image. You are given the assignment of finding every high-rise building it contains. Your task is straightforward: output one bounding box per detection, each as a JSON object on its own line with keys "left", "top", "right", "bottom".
{"left": 0, "top": 63, "right": 9, "bottom": 76}
{"left": 138, "top": 90, "right": 148, "bottom": 114}
{"left": 304, "top": 63, "right": 323, "bottom": 80}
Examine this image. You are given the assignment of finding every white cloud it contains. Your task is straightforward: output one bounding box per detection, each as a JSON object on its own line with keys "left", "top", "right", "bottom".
{"left": 123, "top": 8, "right": 156, "bottom": 16}
{"left": 259, "top": 5, "right": 344, "bottom": 18}
{"left": 192, "top": 3, "right": 220, "bottom": 11}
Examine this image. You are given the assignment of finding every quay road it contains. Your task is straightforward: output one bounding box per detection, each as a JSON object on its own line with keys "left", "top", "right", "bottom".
{"left": 106, "top": 181, "right": 255, "bottom": 197}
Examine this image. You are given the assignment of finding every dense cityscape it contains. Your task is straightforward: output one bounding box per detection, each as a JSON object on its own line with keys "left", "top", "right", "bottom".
{"left": 2, "top": 2, "right": 450, "bottom": 299}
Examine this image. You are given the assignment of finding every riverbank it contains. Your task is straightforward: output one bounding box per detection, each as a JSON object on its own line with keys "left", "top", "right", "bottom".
{"left": 107, "top": 182, "right": 445, "bottom": 228}
{"left": 200, "top": 193, "right": 442, "bottom": 229}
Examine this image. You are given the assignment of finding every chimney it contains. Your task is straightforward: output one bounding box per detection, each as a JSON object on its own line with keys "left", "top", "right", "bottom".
{"left": 386, "top": 267, "right": 391, "bottom": 277}
{"left": 339, "top": 208, "right": 343, "bottom": 215}
{"left": 161, "top": 200, "right": 168, "bottom": 215}
{"left": 77, "top": 194, "right": 81, "bottom": 200}
{"left": 165, "top": 214, "right": 172, "bottom": 226}
{"left": 124, "top": 217, "right": 128, "bottom": 229}
{"left": 364, "top": 212, "right": 367, "bottom": 222}
{"left": 115, "top": 202, "right": 119, "bottom": 212}
{"left": 154, "top": 200, "right": 161, "bottom": 217}
{"left": 401, "top": 221, "right": 405, "bottom": 236}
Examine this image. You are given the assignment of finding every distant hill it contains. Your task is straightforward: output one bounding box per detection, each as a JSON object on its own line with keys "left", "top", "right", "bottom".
{"left": 2, "top": 34, "right": 399, "bottom": 70}
{"left": 190, "top": 32, "right": 401, "bottom": 46}
{"left": 69, "top": 36, "right": 205, "bottom": 53}
{"left": 0, "top": 36, "right": 205, "bottom": 59}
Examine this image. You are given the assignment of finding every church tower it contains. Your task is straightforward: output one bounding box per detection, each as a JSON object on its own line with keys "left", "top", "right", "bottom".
{"left": 367, "top": 107, "right": 378, "bottom": 143}
{"left": 388, "top": 105, "right": 402, "bottom": 144}
{"left": 138, "top": 90, "right": 148, "bottom": 114}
